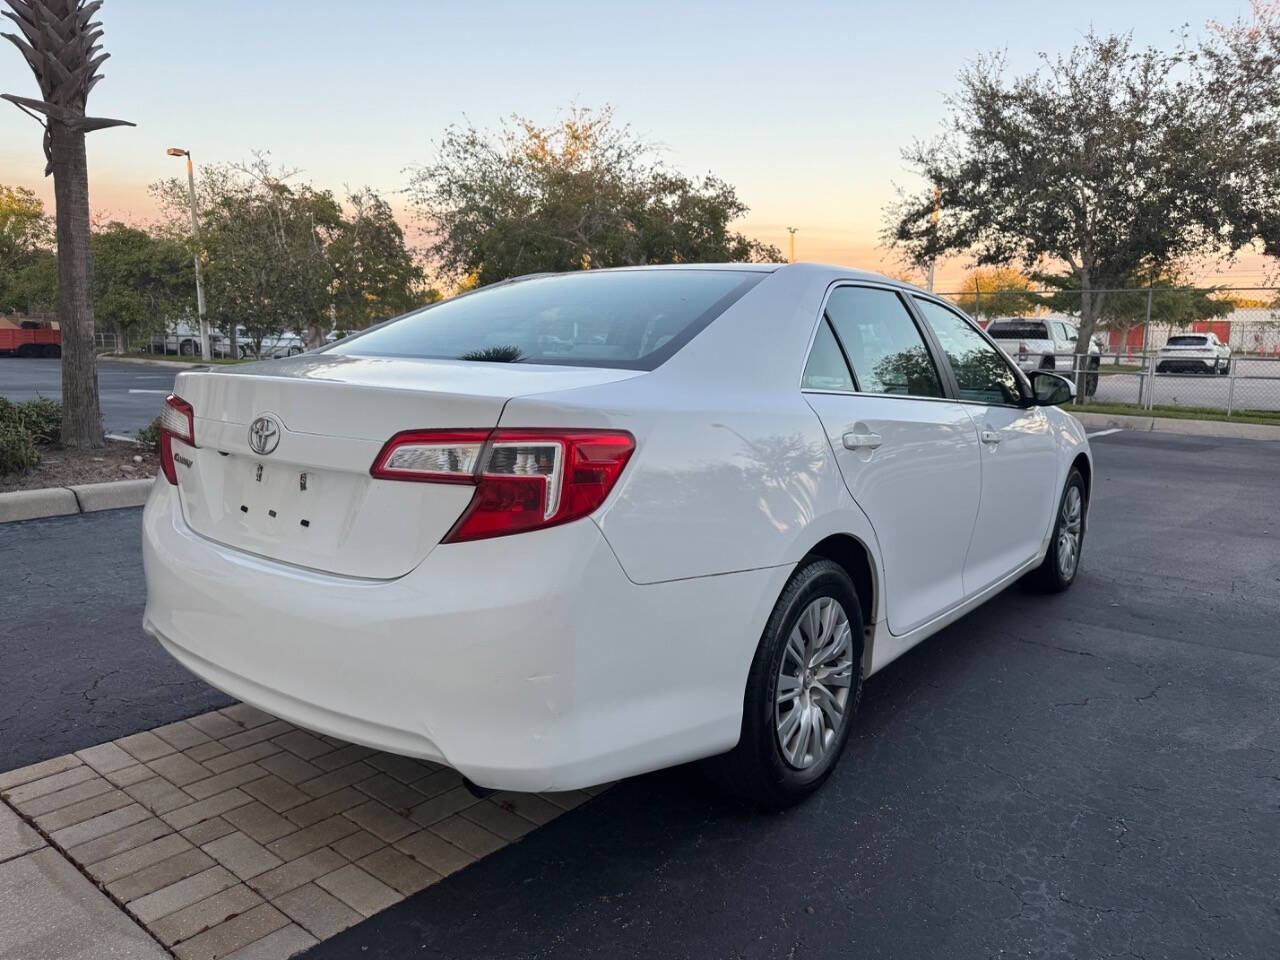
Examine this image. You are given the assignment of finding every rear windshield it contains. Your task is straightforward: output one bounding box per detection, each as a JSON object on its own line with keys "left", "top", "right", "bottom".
{"left": 1167, "top": 335, "right": 1208, "bottom": 346}
{"left": 986, "top": 320, "right": 1048, "bottom": 339}
{"left": 328, "top": 269, "right": 765, "bottom": 370}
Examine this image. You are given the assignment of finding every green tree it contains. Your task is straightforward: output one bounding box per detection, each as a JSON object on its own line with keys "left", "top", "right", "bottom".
{"left": 153, "top": 160, "right": 426, "bottom": 353}
{"left": 0, "top": 184, "right": 56, "bottom": 313}
{"left": 408, "top": 105, "right": 780, "bottom": 285}
{"left": 883, "top": 30, "right": 1276, "bottom": 390}
{"left": 328, "top": 188, "right": 424, "bottom": 332}
{"left": 91, "top": 222, "right": 191, "bottom": 352}
{"left": 951, "top": 267, "right": 1039, "bottom": 319}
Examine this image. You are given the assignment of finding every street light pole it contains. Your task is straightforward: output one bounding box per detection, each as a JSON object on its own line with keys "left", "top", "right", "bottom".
{"left": 786, "top": 226, "right": 798, "bottom": 264}
{"left": 168, "top": 147, "right": 210, "bottom": 361}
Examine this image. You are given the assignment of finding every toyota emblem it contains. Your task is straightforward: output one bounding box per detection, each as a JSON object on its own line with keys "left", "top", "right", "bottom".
{"left": 248, "top": 415, "right": 281, "bottom": 455}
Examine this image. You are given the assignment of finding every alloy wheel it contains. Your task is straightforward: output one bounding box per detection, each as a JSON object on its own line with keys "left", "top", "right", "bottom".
{"left": 775, "top": 596, "right": 854, "bottom": 769}
{"left": 1057, "top": 485, "right": 1083, "bottom": 580}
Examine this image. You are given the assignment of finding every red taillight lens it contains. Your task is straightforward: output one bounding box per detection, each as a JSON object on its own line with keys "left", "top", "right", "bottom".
{"left": 369, "top": 428, "right": 635, "bottom": 542}
{"left": 159, "top": 394, "right": 195, "bottom": 485}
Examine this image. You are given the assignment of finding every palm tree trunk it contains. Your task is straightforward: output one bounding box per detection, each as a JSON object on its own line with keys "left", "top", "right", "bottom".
{"left": 50, "top": 121, "right": 102, "bottom": 447}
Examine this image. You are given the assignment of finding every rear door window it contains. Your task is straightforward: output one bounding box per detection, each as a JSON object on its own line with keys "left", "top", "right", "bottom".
{"left": 329, "top": 269, "right": 765, "bottom": 370}
{"left": 823, "top": 287, "right": 944, "bottom": 398}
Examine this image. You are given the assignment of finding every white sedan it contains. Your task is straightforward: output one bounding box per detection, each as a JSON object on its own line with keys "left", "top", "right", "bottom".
{"left": 143, "top": 264, "right": 1091, "bottom": 807}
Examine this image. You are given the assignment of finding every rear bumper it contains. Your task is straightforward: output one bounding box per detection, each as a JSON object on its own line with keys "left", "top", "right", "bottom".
{"left": 1156, "top": 357, "right": 1218, "bottom": 372}
{"left": 142, "top": 482, "right": 786, "bottom": 791}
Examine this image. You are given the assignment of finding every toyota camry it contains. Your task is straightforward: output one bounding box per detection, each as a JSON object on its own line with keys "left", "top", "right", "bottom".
{"left": 142, "top": 263, "right": 1091, "bottom": 807}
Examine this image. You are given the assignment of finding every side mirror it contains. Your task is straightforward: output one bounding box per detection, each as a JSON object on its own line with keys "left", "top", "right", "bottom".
{"left": 1028, "top": 370, "right": 1075, "bottom": 406}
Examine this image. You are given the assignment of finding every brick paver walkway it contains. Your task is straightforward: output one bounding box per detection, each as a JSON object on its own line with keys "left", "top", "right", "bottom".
{"left": 0, "top": 703, "right": 600, "bottom": 960}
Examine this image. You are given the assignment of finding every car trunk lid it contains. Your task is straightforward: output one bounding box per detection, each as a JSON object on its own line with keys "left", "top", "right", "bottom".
{"left": 168, "top": 354, "right": 643, "bottom": 579}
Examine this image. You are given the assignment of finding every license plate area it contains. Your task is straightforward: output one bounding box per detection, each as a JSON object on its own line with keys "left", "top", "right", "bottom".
{"left": 229, "top": 455, "right": 326, "bottom": 533}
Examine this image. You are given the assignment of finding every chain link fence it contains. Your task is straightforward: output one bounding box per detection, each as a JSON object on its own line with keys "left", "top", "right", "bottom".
{"left": 934, "top": 287, "right": 1280, "bottom": 420}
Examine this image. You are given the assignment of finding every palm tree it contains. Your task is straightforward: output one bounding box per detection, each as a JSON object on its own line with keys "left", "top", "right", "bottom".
{"left": 2, "top": 0, "right": 132, "bottom": 447}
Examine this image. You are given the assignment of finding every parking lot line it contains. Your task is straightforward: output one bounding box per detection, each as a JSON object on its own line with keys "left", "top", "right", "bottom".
{"left": 0, "top": 705, "right": 604, "bottom": 960}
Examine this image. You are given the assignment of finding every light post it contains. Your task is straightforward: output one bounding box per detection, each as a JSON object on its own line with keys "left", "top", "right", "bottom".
{"left": 167, "top": 147, "right": 210, "bottom": 361}
{"left": 786, "top": 226, "right": 798, "bottom": 264}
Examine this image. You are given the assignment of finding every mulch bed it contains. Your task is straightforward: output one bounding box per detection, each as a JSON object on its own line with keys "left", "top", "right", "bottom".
{"left": 0, "top": 439, "right": 159, "bottom": 493}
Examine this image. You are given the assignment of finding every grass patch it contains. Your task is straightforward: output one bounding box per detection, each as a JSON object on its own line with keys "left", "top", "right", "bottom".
{"left": 1075, "top": 401, "right": 1280, "bottom": 427}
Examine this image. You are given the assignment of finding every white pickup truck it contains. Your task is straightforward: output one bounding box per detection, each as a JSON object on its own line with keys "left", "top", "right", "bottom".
{"left": 984, "top": 317, "right": 1101, "bottom": 396}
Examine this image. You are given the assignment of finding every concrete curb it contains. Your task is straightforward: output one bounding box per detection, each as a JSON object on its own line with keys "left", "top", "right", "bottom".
{"left": 97, "top": 354, "right": 211, "bottom": 369}
{"left": 0, "top": 477, "right": 152, "bottom": 524}
{"left": 1074, "top": 411, "right": 1280, "bottom": 442}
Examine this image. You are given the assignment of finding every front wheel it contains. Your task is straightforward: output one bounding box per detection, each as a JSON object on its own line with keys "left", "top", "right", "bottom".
{"left": 704, "top": 558, "right": 864, "bottom": 809}
{"left": 1026, "top": 469, "right": 1087, "bottom": 593}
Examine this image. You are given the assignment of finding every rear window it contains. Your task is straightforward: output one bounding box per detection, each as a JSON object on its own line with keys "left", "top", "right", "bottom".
{"left": 986, "top": 320, "right": 1048, "bottom": 339}
{"left": 328, "top": 269, "right": 765, "bottom": 370}
{"left": 1167, "top": 335, "right": 1208, "bottom": 346}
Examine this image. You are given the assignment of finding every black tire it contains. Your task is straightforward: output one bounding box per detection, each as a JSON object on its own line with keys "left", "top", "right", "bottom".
{"left": 1219, "top": 360, "right": 1231, "bottom": 376}
{"left": 1025, "top": 468, "right": 1087, "bottom": 593}
{"left": 704, "top": 558, "right": 865, "bottom": 809}
{"left": 42, "top": 344, "right": 60, "bottom": 358}
{"left": 179, "top": 339, "right": 196, "bottom": 356}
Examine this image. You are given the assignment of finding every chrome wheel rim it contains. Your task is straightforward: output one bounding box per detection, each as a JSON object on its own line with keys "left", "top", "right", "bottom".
{"left": 1057, "top": 485, "right": 1083, "bottom": 580}
{"left": 775, "top": 596, "right": 854, "bottom": 770}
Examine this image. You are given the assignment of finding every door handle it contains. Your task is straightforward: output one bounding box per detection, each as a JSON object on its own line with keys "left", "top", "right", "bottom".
{"left": 842, "top": 431, "right": 883, "bottom": 451}
{"left": 980, "top": 427, "right": 1002, "bottom": 445}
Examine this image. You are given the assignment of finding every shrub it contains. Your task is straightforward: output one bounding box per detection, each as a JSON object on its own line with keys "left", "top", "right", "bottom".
{"left": 18, "top": 396, "right": 61, "bottom": 444}
{"left": 137, "top": 416, "right": 162, "bottom": 453}
{"left": 0, "top": 420, "right": 40, "bottom": 475}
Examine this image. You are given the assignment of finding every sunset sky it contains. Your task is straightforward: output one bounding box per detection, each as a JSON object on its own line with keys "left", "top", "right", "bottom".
{"left": 0, "top": 0, "right": 1268, "bottom": 291}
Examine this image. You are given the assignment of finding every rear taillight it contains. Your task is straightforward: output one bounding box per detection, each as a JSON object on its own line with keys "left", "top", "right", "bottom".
{"left": 159, "top": 394, "right": 195, "bottom": 485}
{"left": 1018, "top": 341, "right": 1029, "bottom": 356}
{"left": 370, "top": 428, "right": 635, "bottom": 542}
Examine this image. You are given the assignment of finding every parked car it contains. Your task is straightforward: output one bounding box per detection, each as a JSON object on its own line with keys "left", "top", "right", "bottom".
{"left": 1155, "top": 333, "right": 1231, "bottom": 375}
{"left": 231, "top": 326, "right": 306, "bottom": 359}
{"left": 142, "top": 264, "right": 1091, "bottom": 807}
{"left": 985, "top": 317, "right": 1101, "bottom": 395}
{"left": 149, "top": 322, "right": 212, "bottom": 357}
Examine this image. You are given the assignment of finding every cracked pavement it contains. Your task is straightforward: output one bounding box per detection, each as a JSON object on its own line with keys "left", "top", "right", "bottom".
{"left": 0, "top": 508, "right": 231, "bottom": 772}
{"left": 2, "top": 431, "right": 1278, "bottom": 959}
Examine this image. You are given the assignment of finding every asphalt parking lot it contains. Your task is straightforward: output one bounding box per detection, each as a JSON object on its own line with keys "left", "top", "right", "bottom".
{"left": 0, "top": 357, "right": 178, "bottom": 436}
{"left": 1, "top": 429, "right": 1277, "bottom": 959}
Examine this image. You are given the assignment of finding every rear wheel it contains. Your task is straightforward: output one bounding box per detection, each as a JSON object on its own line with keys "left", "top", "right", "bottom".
{"left": 1026, "top": 469, "right": 1086, "bottom": 593}
{"left": 704, "top": 558, "right": 864, "bottom": 809}
{"left": 42, "top": 344, "right": 60, "bottom": 358}
{"left": 179, "top": 339, "right": 197, "bottom": 356}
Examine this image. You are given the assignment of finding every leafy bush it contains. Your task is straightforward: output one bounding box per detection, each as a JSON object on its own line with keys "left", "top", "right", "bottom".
{"left": 137, "top": 416, "right": 162, "bottom": 452}
{"left": 0, "top": 395, "right": 61, "bottom": 444}
{"left": 0, "top": 420, "right": 40, "bottom": 475}
{"left": 17, "top": 396, "right": 61, "bottom": 444}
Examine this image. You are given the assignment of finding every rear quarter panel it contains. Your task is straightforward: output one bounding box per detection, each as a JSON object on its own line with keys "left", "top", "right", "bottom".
{"left": 497, "top": 266, "right": 884, "bottom": 592}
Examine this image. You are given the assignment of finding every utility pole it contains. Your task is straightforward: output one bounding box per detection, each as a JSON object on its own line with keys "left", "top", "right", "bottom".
{"left": 786, "top": 226, "right": 798, "bottom": 264}
{"left": 167, "top": 147, "right": 210, "bottom": 361}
